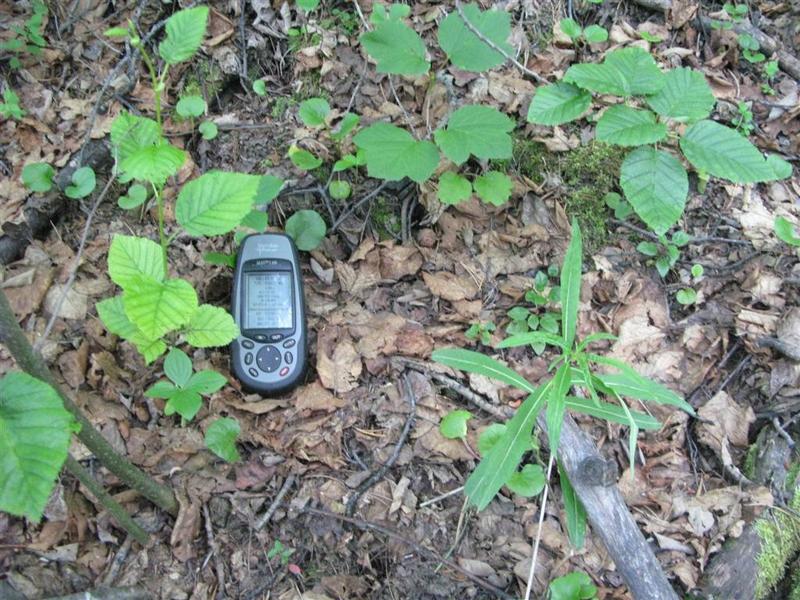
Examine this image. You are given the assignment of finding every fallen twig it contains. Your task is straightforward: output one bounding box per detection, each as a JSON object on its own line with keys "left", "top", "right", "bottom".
{"left": 254, "top": 473, "right": 296, "bottom": 530}
{"left": 203, "top": 504, "right": 226, "bottom": 600}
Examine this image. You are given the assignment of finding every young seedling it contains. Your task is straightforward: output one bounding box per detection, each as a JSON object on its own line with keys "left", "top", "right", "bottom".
{"left": 775, "top": 217, "right": 800, "bottom": 247}
{"left": 465, "top": 321, "right": 496, "bottom": 346}
{"left": 548, "top": 571, "right": 598, "bottom": 600}
{"left": 0, "top": 0, "right": 47, "bottom": 69}
{"left": 559, "top": 18, "right": 609, "bottom": 45}
{"left": 637, "top": 230, "right": 690, "bottom": 277}
{"left": 0, "top": 89, "right": 25, "bottom": 120}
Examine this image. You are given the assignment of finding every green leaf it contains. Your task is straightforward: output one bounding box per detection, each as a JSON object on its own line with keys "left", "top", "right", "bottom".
{"left": 123, "top": 275, "right": 198, "bottom": 340}
{"left": 549, "top": 571, "right": 597, "bottom": 600}
{"left": 158, "top": 6, "right": 209, "bottom": 65}
{"left": 360, "top": 20, "right": 429, "bottom": 75}
{"left": 496, "top": 331, "right": 567, "bottom": 350}
{"left": 203, "top": 252, "right": 236, "bottom": 268}
{"left": 241, "top": 209, "right": 268, "bottom": 231}
{"left": 637, "top": 241, "right": 660, "bottom": 257}
{"left": 205, "top": 417, "right": 241, "bottom": 462}
{"left": 526, "top": 83, "right": 591, "bottom": 126}
{"left": 0, "top": 372, "right": 76, "bottom": 521}
{"left": 298, "top": 97, "right": 330, "bottom": 128}
{"left": 164, "top": 348, "right": 192, "bottom": 387}
{"left": 183, "top": 304, "right": 239, "bottom": 347}
{"left": 565, "top": 396, "right": 661, "bottom": 429}
{"left": 104, "top": 26, "right": 129, "bottom": 37}
{"left": 557, "top": 461, "right": 587, "bottom": 549}
{"left": 65, "top": 166, "right": 96, "bottom": 199}
{"left": 434, "top": 105, "right": 513, "bottom": 165}
{"left": 329, "top": 180, "right": 351, "bottom": 200}
{"left": 252, "top": 80, "right": 267, "bottom": 96}
{"left": 331, "top": 112, "right": 360, "bottom": 141}
{"left": 477, "top": 423, "right": 506, "bottom": 455}
{"left": 22, "top": 162, "right": 54, "bottom": 192}
{"left": 118, "top": 183, "right": 148, "bottom": 209}
{"left": 560, "top": 220, "right": 582, "bottom": 348}
{"left": 464, "top": 384, "right": 549, "bottom": 510}
{"left": 565, "top": 47, "right": 665, "bottom": 97}
{"left": 437, "top": 172, "right": 472, "bottom": 205}
{"left": 198, "top": 121, "right": 218, "bottom": 140}
{"left": 676, "top": 288, "right": 697, "bottom": 305}
{"left": 766, "top": 154, "right": 792, "bottom": 180}
{"left": 559, "top": 18, "right": 582, "bottom": 40}
{"left": 438, "top": 3, "right": 512, "bottom": 72}
{"left": 96, "top": 296, "right": 166, "bottom": 363}
{"left": 288, "top": 145, "right": 322, "bottom": 171}
{"left": 473, "top": 171, "right": 512, "bottom": 206}
{"left": 691, "top": 263, "right": 705, "bottom": 278}
{"left": 679, "top": 120, "right": 780, "bottom": 183}
{"left": 145, "top": 380, "right": 177, "bottom": 399}
{"left": 256, "top": 175, "right": 284, "bottom": 205}
{"left": 583, "top": 24, "right": 608, "bottom": 43}
{"left": 353, "top": 123, "right": 439, "bottom": 183}
{"left": 296, "top": 0, "right": 320, "bottom": 11}
{"left": 645, "top": 67, "right": 715, "bottom": 121}
{"left": 431, "top": 348, "right": 535, "bottom": 394}
{"left": 108, "top": 234, "right": 165, "bottom": 289}
{"left": 186, "top": 370, "right": 227, "bottom": 394}
{"left": 440, "top": 410, "right": 472, "bottom": 439}
{"left": 176, "top": 95, "right": 206, "bottom": 118}
{"left": 120, "top": 144, "right": 186, "bottom": 186}
{"left": 775, "top": 216, "right": 800, "bottom": 247}
{"left": 285, "top": 209, "right": 327, "bottom": 251}
{"left": 546, "top": 363, "right": 572, "bottom": 452}
{"left": 505, "top": 464, "right": 546, "bottom": 497}
{"left": 110, "top": 112, "right": 161, "bottom": 167}
{"left": 596, "top": 105, "right": 667, "bottom": 146}
{"left": 620, "top": 146, "right": 688, "bottom": 236}
{"left": 165, "top": 389, "right": 202, "bottom": 421}
{"left": 176, "top": 171, "right": 262, "bottom": 236}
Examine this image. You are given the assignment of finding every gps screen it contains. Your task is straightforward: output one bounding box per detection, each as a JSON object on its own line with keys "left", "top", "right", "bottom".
{"left": 244, "top": 272, "right": 293, "bottom": 330}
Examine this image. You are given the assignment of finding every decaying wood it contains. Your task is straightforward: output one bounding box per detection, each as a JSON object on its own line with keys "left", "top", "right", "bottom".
{"left": 0, "top": 139, "right": 112, "bottom": 265}
{"left": 629, "top": 0, "right": 800, "bottom": 81}
{"left": 697, "top": 426, "right": 795, "bottom": 599}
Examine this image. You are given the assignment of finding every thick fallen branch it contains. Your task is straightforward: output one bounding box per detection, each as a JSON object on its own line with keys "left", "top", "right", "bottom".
{"left": 630, "top": 0, "right": 800, "bottom": 80}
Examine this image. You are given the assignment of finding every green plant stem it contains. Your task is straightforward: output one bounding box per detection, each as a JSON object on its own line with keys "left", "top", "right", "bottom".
{"left": 0, "top": 289, "right": 178, "bottom": 515}
{"left": 64, "top": 455, "right": 150, "bottom": 545}
{"left": 139, "top": 46, "right": 162, "bottom": 132}
{"left": 153, "top": 185, "right": 168, "bottom": 270}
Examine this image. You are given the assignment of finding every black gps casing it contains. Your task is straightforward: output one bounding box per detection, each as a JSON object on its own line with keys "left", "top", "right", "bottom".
{"left": 230, "top": 233, "right": 307, "bottom": 395}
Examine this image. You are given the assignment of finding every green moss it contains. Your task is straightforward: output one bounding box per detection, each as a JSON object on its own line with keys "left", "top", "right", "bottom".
{"left": 791, "top": 566, "right": 800, "bottom": 600}
{"left": 744, "top": 442, "right": 759, "bottom": 479}
{"left": 755, "top": 482, "right": 800, "bottom": 599}
{"left": 183, "top": 59, "right": 226, "bottom": 99}
{"left": 371, "top": 196, "right": 401, "bottom": 240}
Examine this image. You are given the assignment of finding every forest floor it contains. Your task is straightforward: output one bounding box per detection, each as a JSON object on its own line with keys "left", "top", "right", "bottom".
{"left": 1, "top": 0, "right": 800, "bottom": 598}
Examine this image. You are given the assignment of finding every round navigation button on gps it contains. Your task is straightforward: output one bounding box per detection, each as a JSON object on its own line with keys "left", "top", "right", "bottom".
{"left": 256, "top": 345, "right": 282, "bottom": 373}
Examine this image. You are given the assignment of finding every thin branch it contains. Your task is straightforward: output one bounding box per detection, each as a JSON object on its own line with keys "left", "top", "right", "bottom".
{"left": 453, "top": 0, "right": 545, "bottom": 83}
{"left": 524, "top": 453, "right": 555, "bottom": 600}
{"left": 419, "top": 485, "right": 464, "bottom": 508}
{"left": 330, "top": 180, "right": 390, "bottom": 232}
{"left": 203, "top": 503, "right": 227, "bottom": 599}
{"left": 255, "top": 473, "right": 296, "bottom": 530}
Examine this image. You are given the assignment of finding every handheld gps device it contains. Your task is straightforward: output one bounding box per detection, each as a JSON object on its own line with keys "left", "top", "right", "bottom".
{"left": 231, "top": 233, "right": 307, "bottom": 395}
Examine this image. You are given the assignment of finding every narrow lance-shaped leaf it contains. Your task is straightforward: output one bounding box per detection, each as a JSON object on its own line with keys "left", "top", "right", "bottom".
{"left": 546, "top": 363, "right": 572, "bottom": 452}
{"left": 560, "top": 220, "right": 582, "bottom": 349}
{"left": 432, "top": 348, "right": 535, "bottom": 394}
{"left": 564, "top": 396, "right": 661, "bottom": 430}
{"left": 558, "top": 460, "right": 587, "bottom": 549}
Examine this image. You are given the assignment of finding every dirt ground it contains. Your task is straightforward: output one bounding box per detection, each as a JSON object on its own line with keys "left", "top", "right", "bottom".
{"left": 1, "top": 0, "right": 800, "bottom": 598}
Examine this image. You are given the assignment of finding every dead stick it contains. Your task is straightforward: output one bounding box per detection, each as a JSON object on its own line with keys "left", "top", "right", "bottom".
{"left": 254, "top": 473, "right": 296, "bottom": 530}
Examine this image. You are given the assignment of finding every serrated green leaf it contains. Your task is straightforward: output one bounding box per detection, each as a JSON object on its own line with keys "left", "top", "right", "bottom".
{"left": 434, "top": 105, "right": 513, "bottom": 165}
{"left": 474, "top": 171, "right": 511, "bottom": 206}
{"left": 256, "top": 175, "right": 284, "bottom": 206}
{"left": 775, "top": 216, "right": 800, "bottom": 247}
{"left": 164, "top": 348, "right": 192, "bottom": 387}
{"left": 440, "top": 410, "right": 472, "bottom": 439}
{"left": 241, "top": 209, "right": 268, "bottom": 231}
{"left": 766, "top": 154, "right": 792, "bottom": 180}
{"left": 123, "top": 275, "right": 198, "bottom": 340}
{"left": 679, "top": 120, "right": 779, "bottom": 183}
{"left": 110, "top": 112, "right": 161, "bottom": 166}
{"left": 360, "top": 20, "right": 429, "bottom": 75}
{"left": 565, "top": 47, "right": 665, "bottom": 97}
{"left": 285, "top": 209, "right": 327, "bottom": 251}
{"left": 620, "top": 146, "right": 688, "bottom": 236}
{"left": 288, "top": 145, "right": 322, "bottom": 171}
{"left": 205, "top": 417, "right": 241, "bottom": 462}
{"left": 186, "top": 370, "right": 227, "bottom": 394}
{"left": 596, "top": 105, "right": 667, "bottom": 146}
{"left": 252, "top": 80, "right": 267, "bottom": 96}
{"left": 145, "top": 380, "right": 177, "bottom": 399}
{"left": 165, "top": 388, "right": 202, "bottom": 421}
{"left": 203, "top": 252, "right": 236, "bottom": 267}
{"left": 118, "top": 183, "right": 148, "bottom": 209}
{"left": 560, "top": 220, "right": 582, "bottom": 348}
{"left": 176, "top": 95, "right": 206, "bottom": 118}
{"left": 645, "top": 67, "right": 715, "bottom": 121}
{"left": 158, "top": 6, "right": 209, "bottom": 65}
{"left": 477, "top": 423, "right": 506, "bottom": 455}
{"left": 331, "top": 112, "right": 360, "bottom": 141}
{"left": 120, "top": 144, "right": 186, "bottom": 186}
{"left": 176, "top": 171, "right": 261, "bottom": 236}
{"left": 506, "top": 464, "right": 546, "bottom": 497}
{"left": 298, "top": 97, "right": 330, "bottom": 127}
{"left": 437, "top": 172, "right": 472, "bottom": 205}
{"left": 108, "top": 234, "right": 165, "bottom": 289}
{"left": 183, "top": 304, "right": 239, "bottom": 347}
{"left": 0, "top": 372, "right": 76, "bottom": 521}
{"left": 96, "top": 296, "right": 166, "bottom": 363}
{"left": 527, "top": 83, "right": 591, "bottom": 126}
{"left": 65, "top": 166, "right": 96, "bottom": 199}
{"left": 464, "top": 384, "right": 549, "bottom": 510}
{"left": 22, "top": 162, "right": 54, "bottom": 192}
{"left": 432, "top": 348, "right": 535, "bottom": 394}
{"left": 353, "top": 123, "right": 439, "bottom": 183}
{"left": 438, "top": 3, "right": 512, "bottom": 72}
{"left": 557, "top": 461, "right": 587, "bottom": 549}
{"left": 198, "top": 121, "right": 218, "bottom": 140}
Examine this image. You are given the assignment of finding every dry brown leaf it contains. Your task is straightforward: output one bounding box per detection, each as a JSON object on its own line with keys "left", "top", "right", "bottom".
{"left": 422, "top": 271, "right": 479, "bottom": 302}
{"left": 295, "top": 381, "right": 346, "bottom": 412}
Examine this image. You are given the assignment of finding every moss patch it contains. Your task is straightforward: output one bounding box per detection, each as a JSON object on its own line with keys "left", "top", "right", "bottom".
{"left": 755, "top": 471, "right": 800, "bottom": 599}
{"left": 183, "top": 58, "right": 226, "bottom": 100}
{"left": 371, "top": 196, "right": 401, "bottom": 240}
{"left": 744, "top": 442, "right": 759, "bottom": 479}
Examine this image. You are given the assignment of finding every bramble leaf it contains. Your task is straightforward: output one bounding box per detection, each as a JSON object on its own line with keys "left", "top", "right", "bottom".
{"left": 565, "top": 47, "right": 665, "bottom": 96}
{"left": 620, "top": 147, "right": 688, "bottom": 235}
{"left": 96, "top": 296, "right": 166, "bottom": 363}
{"left": 0, "top": 372, "right": 76, "bottom": 521}
{"left": 176, "top": 171, "right": 262, "bottom": 236}
{"left": 353, "top": 123, "right": 439, "bottom": 183}
{"left": 120, "top": 144, "right": 186, "bottom": 186}
{"left": 434, "top": 105, "right": 513, "bottom": 165}
{"left": 526, "top": 83, "right": 591, "bottom": 126}
{"left": 438, "top": 3, "right": 512, "bottom": 72}
{"left": 164, "top": 388, "right": 202, "bottom": 421}
{"left": 360, "top": 20, "right": 429, "bottom": 75}
{"left": 158, "top": 6, "right": 209, "bottom": 65}
{"left": 186, "top": 370, "right": 227, "bottom": 394}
